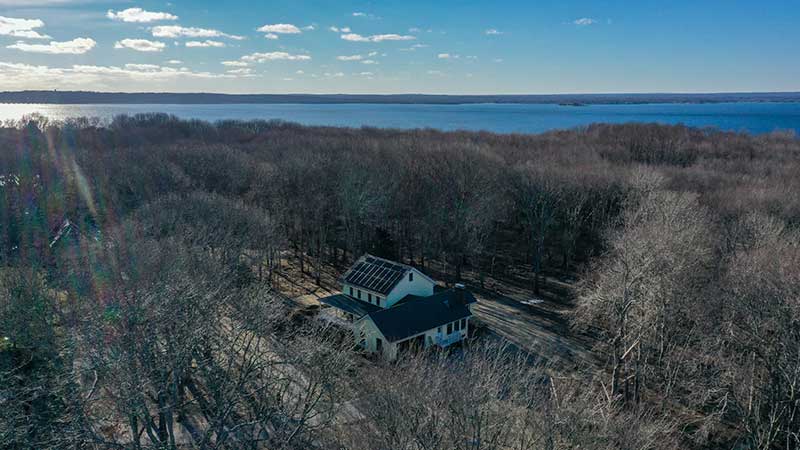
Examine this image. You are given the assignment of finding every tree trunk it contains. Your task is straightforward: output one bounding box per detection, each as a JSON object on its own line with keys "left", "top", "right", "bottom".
{"left": 315, "top": 235, "right": 321, "bottom": 286}
{"left": 129, "top": 415, "right": 141, "bottom": 450}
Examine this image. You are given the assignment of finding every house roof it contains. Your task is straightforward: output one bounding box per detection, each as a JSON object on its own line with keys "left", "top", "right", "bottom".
{"left": 363, "top": 288, "right": 477, "bottom": 343}
{"left": 319, "top": 293, "right": 382, "bottom": 318}
{"left": 340, "top": 254, "right": 422, "bottom": 295}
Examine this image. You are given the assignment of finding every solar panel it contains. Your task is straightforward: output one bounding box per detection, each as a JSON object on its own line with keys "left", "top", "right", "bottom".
{"left": 344, "top": 256, "right": 408, "bottom": 295}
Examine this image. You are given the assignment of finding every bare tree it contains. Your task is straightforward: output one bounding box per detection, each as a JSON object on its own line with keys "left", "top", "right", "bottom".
{"left": 719, "top": 213, "right": 800, "bottom": 450}
{"left": 574, "top": 170, "right": 713, "bottom": 406}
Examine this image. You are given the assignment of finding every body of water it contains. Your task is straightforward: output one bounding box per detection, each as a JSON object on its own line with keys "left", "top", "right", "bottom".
{"left": 1, "top": 102, "right": 799, "bottom": 135}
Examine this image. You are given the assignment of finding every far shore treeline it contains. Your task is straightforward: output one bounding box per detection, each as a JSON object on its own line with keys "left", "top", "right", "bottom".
{"left": 1, "top": 90, "right": 800, "bottom": 105}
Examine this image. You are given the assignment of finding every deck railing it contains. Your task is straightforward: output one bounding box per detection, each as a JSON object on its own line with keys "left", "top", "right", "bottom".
{"left": 435, "top": 333, "right": 462, "bottom": 347}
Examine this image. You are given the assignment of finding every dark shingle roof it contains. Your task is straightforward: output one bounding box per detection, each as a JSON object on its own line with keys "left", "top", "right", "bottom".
{"left": 319, "top": 293, "right": 382, "bottom": 318}
{"left": 341, "top": 254, "right": 411, "bottom": 295}
{"left": 365, "top": 288, "right": 477, "bottom": 342}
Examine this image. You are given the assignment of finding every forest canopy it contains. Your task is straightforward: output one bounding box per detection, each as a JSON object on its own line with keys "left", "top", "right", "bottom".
{"left": 1, "top": 114, "right": 798, "bottom": 449}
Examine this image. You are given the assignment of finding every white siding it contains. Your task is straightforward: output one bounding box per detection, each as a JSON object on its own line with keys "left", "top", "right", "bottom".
{"left": 391, "top": 316, "right": 469, "bottom": 350}
{"left": 356, "top": 315, "right": 471, "bottom": 361}
{"left": 353, "top": 317, "right": 396, "bottom": 359}
{"left": 342, "top": 267, "right": 433, "bottom": 309}
{"left": 384, "top": 268, "right": 435, "bottom": 307}
{"left": 342, "top": 282, "right": 387, "bottom": 308}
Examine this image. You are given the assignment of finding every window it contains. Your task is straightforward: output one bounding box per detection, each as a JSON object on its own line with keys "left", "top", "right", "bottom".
{"left": 437, "top": 326, "right": 442, "bottom": 333}
{"left": 455, "top": 320, "right": 461, "bottom": 331}
{"left": 447, "top": 323, "right": 453, "bottom": 334}
{"left": 357, "top": 290, "right": 362, "bottom": 299}
{"left": 460, "top": 319, "right": 466, "bottom": 330}
{"left": 409, "top": 272, "right": 414, "bottom": 282}
{"left": 368, "top": 293, "right": 372, "bottom": 303}
{"left": 376, "top": 338, "right": 383, "bottom": 352}
{"left": 376, "top": 297, "right": 382, "bottom": 307}
{"left": 349, "top": 287, "right": 353, "bottom": 296}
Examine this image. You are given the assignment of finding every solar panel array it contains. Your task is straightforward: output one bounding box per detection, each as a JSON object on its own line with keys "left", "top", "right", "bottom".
{"left": 344, "top": 256, "right": 408, "bottom": 295}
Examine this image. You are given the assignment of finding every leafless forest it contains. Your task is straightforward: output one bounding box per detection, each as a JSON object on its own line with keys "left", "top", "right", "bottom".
{"left": 1, "top": 114, "right": 799, "bottom": 449}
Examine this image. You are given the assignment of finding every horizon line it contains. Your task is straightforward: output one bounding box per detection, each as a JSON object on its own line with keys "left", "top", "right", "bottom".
{"left": 3, "top": 90, "right": 800, "bottom": 96}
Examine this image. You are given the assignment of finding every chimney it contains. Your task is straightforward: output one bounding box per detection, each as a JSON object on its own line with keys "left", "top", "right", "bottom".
{"left": 452, "top": 284, "right": 467, "bottom": 307}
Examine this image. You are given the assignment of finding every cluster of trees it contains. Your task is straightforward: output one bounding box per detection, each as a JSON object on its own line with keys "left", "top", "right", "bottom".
{"left": 1, "top": 114, "right": 799, "bottom": 448}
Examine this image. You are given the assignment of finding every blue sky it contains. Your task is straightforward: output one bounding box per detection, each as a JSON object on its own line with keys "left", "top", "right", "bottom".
{"left": 0, "top": 0, "right": 798, "bottom": 94}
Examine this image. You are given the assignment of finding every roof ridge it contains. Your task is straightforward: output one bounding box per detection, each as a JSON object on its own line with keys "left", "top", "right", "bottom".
{"left": 363, "top": 253, "right": 413, "bottom": 271}
{"left": 362, "top": 253, "right": 438, "bottom": 284}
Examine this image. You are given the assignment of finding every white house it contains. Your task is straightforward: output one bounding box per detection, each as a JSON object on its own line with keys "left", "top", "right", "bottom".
{"left": 319, "top": 254, "right": 476, "bottom": 360}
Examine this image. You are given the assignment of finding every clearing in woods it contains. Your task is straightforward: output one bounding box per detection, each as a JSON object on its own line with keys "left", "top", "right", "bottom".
{"left": 274, "top": 253, "right": 598, "bottom": 369}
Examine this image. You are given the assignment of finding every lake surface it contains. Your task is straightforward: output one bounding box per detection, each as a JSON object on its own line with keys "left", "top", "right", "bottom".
{"left": 1, "top": 102, "right": 799, "bottom": 135}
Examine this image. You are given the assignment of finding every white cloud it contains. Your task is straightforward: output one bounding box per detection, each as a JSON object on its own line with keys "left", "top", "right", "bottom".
{"left": 323, "top": 71, "right": 344, "bottom": 78}
{"left": 361, "top": 59, "right": 378, "bottom": 64}
{"left": 336, "top": 54, "right": 363, "bottom": 61}
{"left": 107, "top": 8, "right": 177, "bottom": 23}
{"left": 302, "top": 25, "right": 315, "bottom": 31}
{"left": 257, "top": 23, "right": 301, "bottom": 34}
{"left": 329, "top": 26, "right": 351, "bottom": 33}
{"left": 222, "top": 60, "right": 249, "bottom": 67}
{"left": 166, "top": 59, "right": 182, "bottom": 65}
{"left": 0, "top": 62, "right": 252, "bottom": 90}
{"left": 186, "top": 40, "right": 226, "bottom": 48}
{"left": 241, "top": 51, "right": 311, "bottom": 62}
{"left": 352, "top": 12, "right": 378, "bottom": 19}
{"left": 359, "top": 71, "right": 374, "bottom": 76}
{"left": 485, "top": 29, "right": 503, "bottom": 35}
{"left": 226, "top": 67, "right": 255, "bottom": 76}
{"left": 573, "top": 18, "right": 597, "bottom": 26}
{"left": 124, "top": 63, "right": 161, "bottom": 71}
{"left": 295, "top": 69, "right": 304, "bottom": 74}
{"left": 8, "top": 37, "right": 95, "bottom": 54}
{"left": 264, "top": 33, "right": 279, "bottom": 39}
{"left": 0, "top": 16, "right": 50, "bottom": 39}
{"left": 341, "top": 33, "right": 415, "bottom": 42}
{"left": 427, "top": 70, "right": 444, "bottom": 76}
{"left": 408, "top": 27, "right": 421, "bottom": 33}
{"left": 151, "top": 25, "right": 244, "bottom": 40}
{"left": 438, "top": 53, "right": 458, "bottom": 59}
{"left": 114, "top": 38, "right": 166, "bottom": 52}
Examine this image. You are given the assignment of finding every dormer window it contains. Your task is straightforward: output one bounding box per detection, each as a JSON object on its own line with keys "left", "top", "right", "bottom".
{"left": 349, "top": 287, "right": 353, "bottom": 297}
{"left": 408, "top": 272, "right": 413, "bottom": 282}
{"left": 368, "top": 293, "right": 372, "bottom": 303}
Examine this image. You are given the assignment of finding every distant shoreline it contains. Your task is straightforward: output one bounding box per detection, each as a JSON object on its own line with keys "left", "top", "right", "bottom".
{"left": 1, "top": 91, "right": 800, "bottom": 105}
